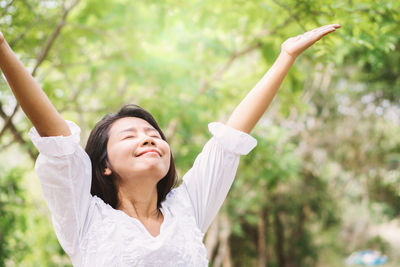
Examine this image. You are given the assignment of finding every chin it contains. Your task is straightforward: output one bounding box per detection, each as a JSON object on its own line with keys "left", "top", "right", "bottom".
{"left": 138, "top": 165, "right": 169, "bottom": 180}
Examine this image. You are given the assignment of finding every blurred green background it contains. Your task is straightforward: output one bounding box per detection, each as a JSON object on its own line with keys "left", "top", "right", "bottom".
{"left": 0, "top": 0, "right": 399, "bottom": 266}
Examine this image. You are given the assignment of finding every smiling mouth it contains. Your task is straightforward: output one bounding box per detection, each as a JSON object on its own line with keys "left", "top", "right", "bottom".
{"left": 137, "top": 150, "right": 161, "bottom": 157}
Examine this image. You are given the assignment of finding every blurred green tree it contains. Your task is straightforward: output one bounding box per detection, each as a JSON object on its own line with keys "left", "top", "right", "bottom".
{"left": 0, "top": 0, "right": 399, "bottom": 266}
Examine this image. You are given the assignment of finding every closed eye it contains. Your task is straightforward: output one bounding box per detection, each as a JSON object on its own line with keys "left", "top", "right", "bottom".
{"left": 123, "top": 135, "right": 136, "bottom": 140}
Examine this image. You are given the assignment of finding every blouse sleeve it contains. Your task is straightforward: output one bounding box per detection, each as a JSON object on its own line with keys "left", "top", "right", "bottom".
{"left": 182, "top": 122, "right": 257, "bottom": 233}
{"left": 28, "top": 120, "right": 93, "bottom": 256}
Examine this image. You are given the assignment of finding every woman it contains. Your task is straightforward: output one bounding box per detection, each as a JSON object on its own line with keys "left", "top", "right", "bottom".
{"left": 0, "top": 24, "right": 340, "bottom": 266}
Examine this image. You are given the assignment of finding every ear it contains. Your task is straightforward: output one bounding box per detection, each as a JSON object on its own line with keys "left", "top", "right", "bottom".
{"left": 104, "top": 167, "right": 112, "bottom": 176}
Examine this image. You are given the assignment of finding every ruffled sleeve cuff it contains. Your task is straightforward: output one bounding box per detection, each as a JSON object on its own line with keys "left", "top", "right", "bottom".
{"left": 208, "top": 122, "right": 257, "bottom": 155}
{"left": 28, "top": 120, "right": 81, "bottom": 157}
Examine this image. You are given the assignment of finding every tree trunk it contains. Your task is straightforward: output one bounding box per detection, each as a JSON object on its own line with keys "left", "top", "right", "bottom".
{"left": 287, "top": 207, "right": 306, "bottom": 267}
{"left": 205, "top": 216, "right": 219, "bottom": 261}
{"left": 274, "top": 211, "right": 286, "bottom": 267}
{"left": 223, "top": 239, "right": 232, "bottom": 267}
{"left": 213, "top": 213, "right": 232, "bottom": 267}
{"left": 258, "top": 208, "right": 267, "bottom": 267}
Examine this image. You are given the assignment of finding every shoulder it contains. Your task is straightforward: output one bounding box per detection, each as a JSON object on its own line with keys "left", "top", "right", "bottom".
{"left": 162, "top": 184, "right": 193, "bottom": 214}
{"left": 29, "top": 120, "right": 83, "bottom": 157}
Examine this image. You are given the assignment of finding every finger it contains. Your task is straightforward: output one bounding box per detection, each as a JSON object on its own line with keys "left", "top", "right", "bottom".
{"left": 289, "top": 24, "right": 339, "bottom": 47}
{"left": 290, "top": 35, "right": 302, "bottom": 42}
{"left": 301, "top": 29, "right": 324, "bottom": 41}
{"left": 319, "top": 24, "right": 340, "bottom": 31}
{"left": 312, "top": 25, "right": 331, "bottom": 33}
{"left": 307, "top": 24, "right": 334, "bottom": 37}
{"left": 315, "top": 25, "right": 335, "bottom": 34}
{"left": 318, "top": 26, "right": 338, "bottom": 37}
{"left": 317, "top": 24, "right": 341, "bottom": 31}
{"left": 312, "top": 25, "right": 339, "bottom": 40}
{"left": 309, "top": 24, "right": 340, "bottom": 37}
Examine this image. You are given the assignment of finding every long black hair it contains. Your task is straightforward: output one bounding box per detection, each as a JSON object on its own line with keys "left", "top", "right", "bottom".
{"left": 85, "top": 104, "right": 177, "bottom": 209}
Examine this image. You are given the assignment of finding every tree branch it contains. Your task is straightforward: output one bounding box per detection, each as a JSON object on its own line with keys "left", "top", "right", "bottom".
{"left": 165, "top": 15, "right": 299, "bottom": 140}
{"left": 0, "top": 0, "right": 15, "bottom": 19}
{"left": 0, "top": 103, "right": 18, "bottom": 138}
{"left": 197, "top": 43, "right": 262, "bottom": 94}
{"left": 197, "top": 14, "right": 297, "bottom": 94}
{"left": 0, "top": 139, "right": 14, "bottom": 152}
{"left": 271, "top": 0, "right": 307, "bottom": 31}
{"left": 32, "top": 0, "right": 81, "bottom": 76}
{"left": 0, "top": 102, "right": 36, "bottom": 160}
{"left": 0, "top": 0, "right": 81, "bottom": 160}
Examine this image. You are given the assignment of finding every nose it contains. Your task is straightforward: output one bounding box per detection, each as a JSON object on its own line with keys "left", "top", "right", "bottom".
{"left": 140, "top": 136, "right": 156, "bottom": 147}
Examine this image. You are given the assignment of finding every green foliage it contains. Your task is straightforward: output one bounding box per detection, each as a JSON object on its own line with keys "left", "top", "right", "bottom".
{"left": 0, "top": 168, "right": 27, "bottom": 266}
{"left": 0, "top": 167, "right": 70, "bottom": 266}
{"left": 365, "top": 236, "right": 391, "bottom": 255}
{"left": 1, "top": 0, "right": 400, "bottom": 265}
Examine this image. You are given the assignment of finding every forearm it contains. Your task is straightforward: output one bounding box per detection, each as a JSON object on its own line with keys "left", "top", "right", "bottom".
{"left": 226, "top": 24, "right": 340, "bottom": 134}
{"left": 0, "top": 39, "right": 70, "bottom": 137}
{"left": 226, "top": 51, "right": 295, "bottom": 133}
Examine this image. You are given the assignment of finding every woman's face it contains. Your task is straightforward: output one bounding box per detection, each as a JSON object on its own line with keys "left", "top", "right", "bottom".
{"left": 105, "top": 117, "right": 171, "bottom": 185}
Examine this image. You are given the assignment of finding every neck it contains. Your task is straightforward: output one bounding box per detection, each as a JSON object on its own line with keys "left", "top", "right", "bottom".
{"left": 116, "top": 179, "right": 160, "bottom": 220}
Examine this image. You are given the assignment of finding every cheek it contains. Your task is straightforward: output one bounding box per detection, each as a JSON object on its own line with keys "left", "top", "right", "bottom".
{"left": 106, "top": 149, "right": 119, "bottom": 170}
{"left": 162, "top": 144, "right": 171, "bottom": 159}
{"left": 107, "top": 144, "right": 130, "bottom": 167}
{"left": 165, "top": 153, "right": 171, "bottom": 167}
{"left": 160, "top": 153, "right": 171, "bottom": 178}
{"left": 161, "top": 143, "right": 171, "bottom": 168}
{"left": 107, "top": 149, "right": 118, "bottom": 165}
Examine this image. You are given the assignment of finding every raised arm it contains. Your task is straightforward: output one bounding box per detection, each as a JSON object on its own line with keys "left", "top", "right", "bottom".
{"left": 226, "top": 24, "right": 340, "bottom": 133}
{"left": 0, "top": 32, "right": 70, "bottom": 137}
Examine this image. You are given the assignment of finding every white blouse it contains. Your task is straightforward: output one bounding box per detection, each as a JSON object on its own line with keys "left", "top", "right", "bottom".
{"left": 29, "top": 120, "right": 257, "bottom": 267}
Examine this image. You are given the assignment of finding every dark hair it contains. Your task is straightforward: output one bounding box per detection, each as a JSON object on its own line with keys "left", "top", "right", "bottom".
{"left": 85, "top": 104, "right": 177, "bottom": 209}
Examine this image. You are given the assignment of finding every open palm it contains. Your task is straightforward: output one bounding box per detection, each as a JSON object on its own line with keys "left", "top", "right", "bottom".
{"left": 282, "top": 24, "right": 340, "bottom": 58}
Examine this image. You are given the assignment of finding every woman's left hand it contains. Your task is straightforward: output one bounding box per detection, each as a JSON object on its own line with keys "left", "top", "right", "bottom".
{"left": 281, "top": 24, "right": 340, "bottom": 59}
